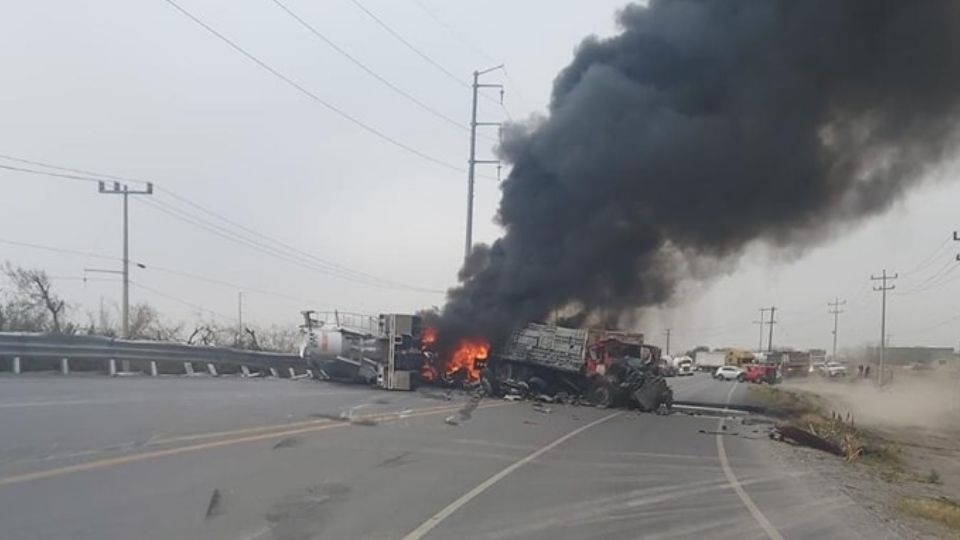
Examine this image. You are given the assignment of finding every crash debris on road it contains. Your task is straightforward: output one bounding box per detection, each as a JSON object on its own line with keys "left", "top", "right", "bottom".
{"left": 299, "top": 313, "right": 673, "bottom": 414}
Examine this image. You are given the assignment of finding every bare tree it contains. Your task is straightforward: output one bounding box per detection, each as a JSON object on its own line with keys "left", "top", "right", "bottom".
{"left": 254, "top": 325, "right": 300, "bottom": 353}
{"left": 1, "top": 263, "right": 67, "bottom": 332}
{"left": 127, "top": 302, "right": 183, "bottom": 341}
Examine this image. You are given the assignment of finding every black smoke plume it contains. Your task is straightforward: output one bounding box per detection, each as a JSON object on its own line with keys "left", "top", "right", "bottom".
{"left": 440, "top": 0, "right": 960, "bottom": 346}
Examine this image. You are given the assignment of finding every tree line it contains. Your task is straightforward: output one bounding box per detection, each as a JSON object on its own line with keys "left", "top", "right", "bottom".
{"left": 0, "top": 262, "right": 298, "bottom": 353}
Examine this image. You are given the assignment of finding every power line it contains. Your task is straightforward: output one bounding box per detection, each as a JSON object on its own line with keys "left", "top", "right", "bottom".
{"left": 0, "top": 236, "right": 371, "bottom": 312}
{"left": 160, "top": 0, "right": 464, "bottom": 173}
{"left": 154, "top": 188, "right": 439, "bottom": 291}
{"left": 0, "top": 237, "right": 121, "bottom": 262}
{"left": 131, "top": 280, "right": 235, "bottom": 322}
{"left": 268, "top": 0, "right": 468, "bottom": 134}
{"left": 0, "top": 154, "right": 147, "bottom": 185}
{"left": 406, "top": 0, "right": 496, "bottom": 63}
{"left": 901, "top": 235, "right": 952, "bottom": 277}
{"left": 897, "top": 257, "right": 956, "bottom": 295}
{"left": 348, "top": 0, "right": 469, "bottom": 89}
{"left": 0, "top": 152, "right": 444, "bottom": 293}
{"left": 0, "top": 164, "right": 103, "bottom": 184}
{"left": 502, "top": 66, "right": 530, "bottom": 112}
{"left": 137, "top": 196, "right": 443, "bottom": 293}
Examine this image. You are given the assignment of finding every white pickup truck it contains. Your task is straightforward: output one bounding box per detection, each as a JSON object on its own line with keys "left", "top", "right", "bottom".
{"left": 820, "top": 361, "right": 847, "bottom": 377}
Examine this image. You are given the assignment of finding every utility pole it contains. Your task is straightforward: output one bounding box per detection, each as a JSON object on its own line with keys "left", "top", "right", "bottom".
{"left": 764, "top": 306, "right": 777, "bottom": 352}
{"left": 828, "top": 298, "right": 846, "bottom": 361}
{"left": 465, "top": 65, "right": 504, "bottom": 262}
{"left": 663, "top": 329, "right": 671, "bottom": 355}
{"left": 753, "top": 308, "right": 766, "bottom": 352}
{"left": 871, "top": 269, "right": 898, "bottom": 385}
{"left": 238, "top": 291, "right": 244, "bottom": 338}
{"left": 98, "top": 181, "right": 153, "bottom": 338}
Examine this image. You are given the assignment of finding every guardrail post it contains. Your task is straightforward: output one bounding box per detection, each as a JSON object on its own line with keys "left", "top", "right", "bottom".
{"left": 149, "top": 361, "right": 158, "bottom": 377}
{"left": 306, "top": 369, "right": 314, "bottom": 379}
{"left": 269, "top": 368, "right": 278, "bottom": 378}
{"left": 108, "top": 358, "right": 117, "bottom": 376}
{"left": 12, "top": 356, "right": 20, "bottom": 375}
{"left": 184, "top": 362, "right": 194, "bottom": 376}
{"left": 288, "top": 367, "right": 296, "bottom": 379}
{"left": 240, "top": 365, "right": 250, "bottom": 377}
{"left": 207, "top": 363, "right": 218, "bottom": 376}
{"left": 60, "top": 357, "right": 69, "bottom": 375}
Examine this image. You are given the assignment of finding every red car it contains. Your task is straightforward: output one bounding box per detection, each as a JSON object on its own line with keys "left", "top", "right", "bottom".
{"left": 741, "top": 364, "right": 780, "bottom": 384}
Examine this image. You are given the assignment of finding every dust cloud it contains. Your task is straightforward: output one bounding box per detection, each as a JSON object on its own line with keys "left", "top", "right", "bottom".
{"left": 786, "top": 372, "right": 960, "bottom": 430}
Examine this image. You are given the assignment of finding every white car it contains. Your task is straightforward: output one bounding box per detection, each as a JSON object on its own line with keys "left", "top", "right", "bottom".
{"left": 714, "top": 365, "right": 744, "bottom": 381}
{"left": 822, "top": 361, "right": 847, "bottom": 377}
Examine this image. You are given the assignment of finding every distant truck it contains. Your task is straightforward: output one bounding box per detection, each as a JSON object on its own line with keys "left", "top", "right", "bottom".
{"left": 484, "top": 323, "right": 673, "bottom": 412}
{"left": 694, "top": 350, "right": 726, "bottom": 371}
{"left": 670, "top": 355, "right": 695, "bottom": 376}
{"left": 725, "top": 348, "right": 756, "bottom": 366}
{"left": 766, "top": 350, "right": 812, "bottom": 378}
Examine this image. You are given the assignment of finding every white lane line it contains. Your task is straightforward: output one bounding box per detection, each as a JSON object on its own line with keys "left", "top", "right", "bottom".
{"left": 400, "top": 411, "right": 623, "bottom": 540}
{"left": 0, "top": 390, "right": 362, "bottom": 409}
{"left": 717, "top": 384, "right": 785, "bottom": 540}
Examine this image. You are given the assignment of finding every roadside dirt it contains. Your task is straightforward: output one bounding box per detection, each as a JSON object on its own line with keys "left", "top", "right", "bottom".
{"left": 754, "top": 371, "right": 960, "bottom": 538}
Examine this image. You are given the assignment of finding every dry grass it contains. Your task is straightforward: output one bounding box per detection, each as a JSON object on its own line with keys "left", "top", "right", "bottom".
{"left": 748, "top": 385, "right": 823, "bottom": 418}
{"left": 897, "top": 497, "right": 960, "bottom": 533}
{"left": 751, "top": 385, "right": 908, "bottom": 467}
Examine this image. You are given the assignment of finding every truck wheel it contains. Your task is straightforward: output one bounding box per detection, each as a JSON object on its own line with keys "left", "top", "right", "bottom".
{"left": 589, "top": 380, "right": 616, "bottom": 408}
{"left": 480, "top": 371, "right": 499, "bottom": 397}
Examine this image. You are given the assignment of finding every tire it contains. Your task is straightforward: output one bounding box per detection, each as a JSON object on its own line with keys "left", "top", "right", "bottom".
{"left": 736, "top": 374, "right": 745, "bottom": 383}
{"left": 480, "top": 371, "right": 498, "bottom": 397}
{"left": 589, "top": 380, "right": 616, "bottom": 408}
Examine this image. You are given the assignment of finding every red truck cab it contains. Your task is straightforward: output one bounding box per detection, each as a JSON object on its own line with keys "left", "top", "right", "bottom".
{"left": 741, "top": 364, "right": 780, "bottom": 384}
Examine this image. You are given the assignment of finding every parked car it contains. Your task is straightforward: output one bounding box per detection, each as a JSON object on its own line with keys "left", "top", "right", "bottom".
{"left": 822, "top": 361, "right": 847, "bottom": 377}
{"left": 714, "top": 365, "right": 744, "bottom": 382}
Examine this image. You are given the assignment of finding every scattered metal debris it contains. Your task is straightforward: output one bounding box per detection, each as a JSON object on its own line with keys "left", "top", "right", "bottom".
{"left": 376, "top": 451, "right": 415, "bottom": 468}
{"left": 532, "top": 403, "right": 552, "bottom": 414}
{"left": 771, "top": 424, "right": 843, "bottom": 456}
{"left": 204, "top": 488, "right": 223, "bottom": 520}
{"left": 273, "top": 437, "right": 302, "bottom": 450}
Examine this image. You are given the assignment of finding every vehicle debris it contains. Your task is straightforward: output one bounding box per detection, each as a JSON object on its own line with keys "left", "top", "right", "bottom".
{"left": 771, "top": 424, "right": 843, "bottom": 456}
{"left": 482, "top": 323, "right": 673, "bottom": 413}
{"left": 532, "top": 403, "right": 552, "bottom": 414}
{"left": 204, "top": 488, "right": 223, "bottom": 520}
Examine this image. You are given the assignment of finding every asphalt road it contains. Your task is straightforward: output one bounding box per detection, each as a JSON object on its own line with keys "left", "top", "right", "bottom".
{"left": 0, "top": 373, "right": 897, "bottom": 540}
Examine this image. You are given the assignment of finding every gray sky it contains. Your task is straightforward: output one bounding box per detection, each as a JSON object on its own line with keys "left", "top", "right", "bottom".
{"left": 2, "top": 0, "right": 959, "bottom": 354}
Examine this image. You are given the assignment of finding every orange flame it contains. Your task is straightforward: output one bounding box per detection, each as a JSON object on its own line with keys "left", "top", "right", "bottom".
{"left": 446, "top": 338, "right": 489, "bottom": 383}
{"left": 422, "top": 326, "right": 438, "bottom": 348}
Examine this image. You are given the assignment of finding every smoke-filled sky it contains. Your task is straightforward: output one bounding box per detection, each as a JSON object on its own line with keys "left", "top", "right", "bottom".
{"left": 3, "top": 0, "right": 960, "bottom": 354}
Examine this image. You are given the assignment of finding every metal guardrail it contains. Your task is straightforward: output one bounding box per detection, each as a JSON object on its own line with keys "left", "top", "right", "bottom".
{"left": 0, "top": 332, "right": 301, "bottom": 373}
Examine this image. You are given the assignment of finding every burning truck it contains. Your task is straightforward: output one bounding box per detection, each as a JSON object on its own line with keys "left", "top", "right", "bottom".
{"left": 482, "top": 323, "right": 672, "bottom": 412}
{"left": 297, "top": 311, "right": 486, "bottom": 390}
{"left": 299, "top": 311, "right": 671, "bottom": 412}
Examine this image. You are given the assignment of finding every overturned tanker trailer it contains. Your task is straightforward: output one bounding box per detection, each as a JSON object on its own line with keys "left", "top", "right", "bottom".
{"left": 298, "top": 311, "right": 429, "bottom": 390}
{"left": 482, "top": 323, "right": 672, "bottom": 412}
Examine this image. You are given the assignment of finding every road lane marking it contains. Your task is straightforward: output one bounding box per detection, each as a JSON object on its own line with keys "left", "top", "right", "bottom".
{"left": 716, "top": 383, "right": 785, "bottom": 540}
{"left": 400, "top": 411, "right": 622, "bottom": 540}
{"left": 0, "top": 402, "right": 505, "bottom": 488}
{"left": 0, "top": 390, "right": 364, "bottom": 409}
